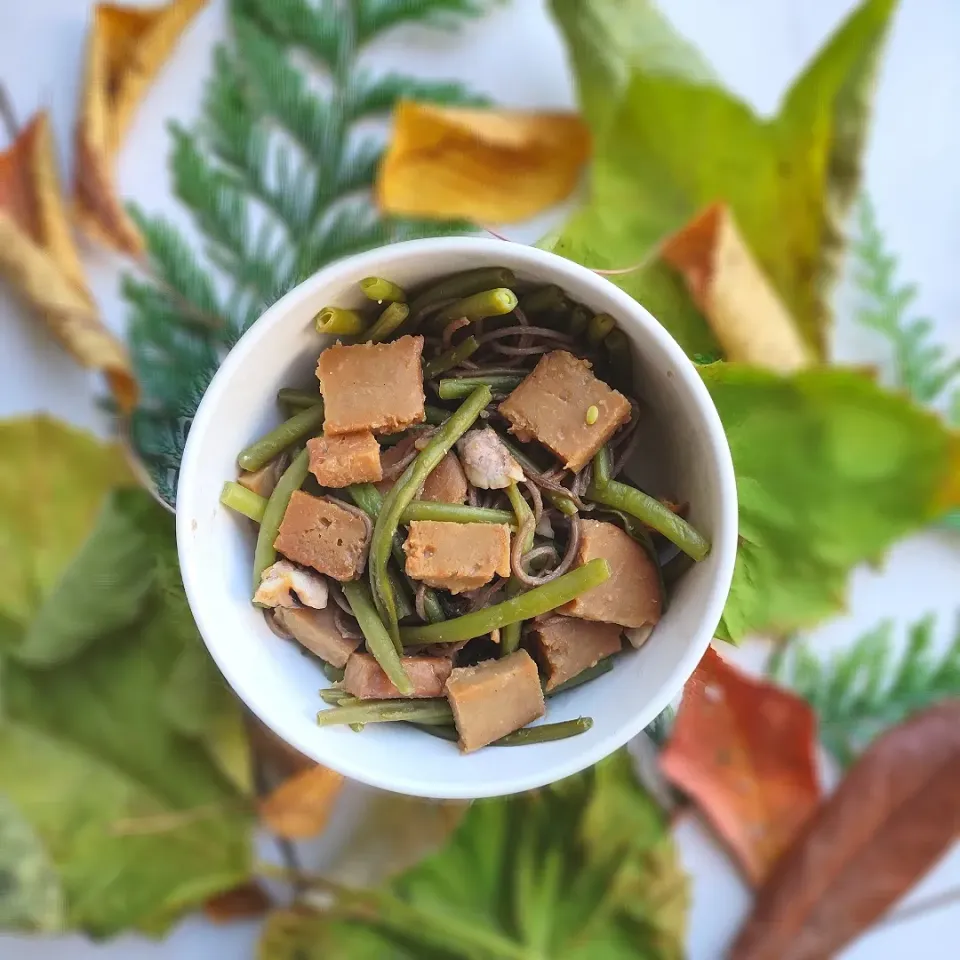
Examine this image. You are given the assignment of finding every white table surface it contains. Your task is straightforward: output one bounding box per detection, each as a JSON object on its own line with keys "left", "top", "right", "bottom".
{"left": 1, "top": 1, "right": 958, "bottom": 957}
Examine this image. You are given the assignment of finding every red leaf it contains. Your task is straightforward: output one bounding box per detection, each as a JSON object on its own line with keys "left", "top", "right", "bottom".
{"left": 660, "top": 646, "right": 820, "bottom": 884}
{"left": 731, "top": 700, "right": 960, "bottom": 960}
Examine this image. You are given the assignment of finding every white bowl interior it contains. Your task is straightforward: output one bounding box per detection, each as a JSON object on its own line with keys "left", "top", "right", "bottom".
{"left": 177, "top": 238, "right": 737, "bottom": 799}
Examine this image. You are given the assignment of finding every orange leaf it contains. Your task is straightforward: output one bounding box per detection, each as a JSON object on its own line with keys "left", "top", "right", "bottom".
{"left": 660, "top": 646, "right": 821, "bottom": 884}
{"left": 0, "top": 113, "right": 136, "bottom": 409}
{"left": 377, "top": 100, "right": 591, "bottom": 223}
{"left": 74, "top": 0, "right": 207, "bottom": 254}
{"left": 259, "top": 763, "right": 344, "bottom": 840}
{"left": 203, "top": 882, "right": 272, "bottom": 924}
{"left": 662, "top": 203, "right": 812, "bottom": 373}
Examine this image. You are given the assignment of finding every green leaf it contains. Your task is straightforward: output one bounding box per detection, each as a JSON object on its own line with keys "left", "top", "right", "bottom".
{"left": 547, "top": 0, "right": 898, "bottom": 357}
{"left": 0, "top": 417, "right": 133, "bottom": 637}
{"left": 0, "top": 794, "right": 65, "bottom": 933}
{"left": 258, "top": 751, "right": 686, "bottom": 960}
{"left": 704, "top": 363, "right": 957, "bottom": 641}
{"left": 772, "top": 615, "right": 960, "bottom": 766}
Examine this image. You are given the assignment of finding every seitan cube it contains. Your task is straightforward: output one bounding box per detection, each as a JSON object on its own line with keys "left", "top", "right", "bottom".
{"left": 445, "top": 650, "right": 545, "bottom": 752}
{"left": 403, "top": 520, "right": 510, "bottom": 594}
{"left": 316, "top": 335, "right": 425, "bottom": 435}
{"left": 273, "top": 604, "right": 360, "bottom": 667}
{"left": 343, "top": 653, "right": 452, "bottom": 699}
{"left": 420, "top": 452, "right": 468, "bottom": 503}
{"left": 307, "top": 431, "right": 382, "bottom": 487}
{"left": 561, "top": 519, "right": 662, "bottom": 628}
{"left": 498, "top": 350, "right": 631, "bottom": 471}
{"left": 528, "top": 616, "right": 622, "bottom": 691}
{"left": 274, "top": 490, "right": 370, "bottom": 581}
{"left": 238, "top": 460, "right": 282, "bottom": 498}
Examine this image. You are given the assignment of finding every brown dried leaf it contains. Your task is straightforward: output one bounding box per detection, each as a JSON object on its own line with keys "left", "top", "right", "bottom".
{"left": 259, "top": 764, "right": 344, "bottom": 840}
{"left": 660, "top": 646, "right": 821, "bottom": 885}
{"left": 203, "top": 882, "right": 272, "bottom": 924}
{"left": 731, "top": 699, "right": 960, "bottom": 960}
{"left": 662, "top": 203, "right": 812, "bottom": 373}
{"left": 377, "top": 100, "right": 591, "bottom": 223}
{"left": 74, "top": 0, "right": 207, "bottom": 253}
{"left": 0, "top": 114, "right": 136, "bottom": 409}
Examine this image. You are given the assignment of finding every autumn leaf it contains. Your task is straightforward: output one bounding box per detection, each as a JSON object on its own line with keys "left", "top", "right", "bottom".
{"left": 203, "top": 882, "right": 272, "bottom": 924}
{"left": 662, "top": 204, "right": 812, "bottom": 373}
{"left": 731, "top": 700, "right": 960, "bottom": 960}
{"left": 259, "top": 751, "right": 687, "bottom": 960}
{"left": 377, "top": 100, "right": 591, "bottom": 223}
{"left": 74, "top": 0, "right": 208, "bottom": 254}
{"left": 548, "top": 0, "right": 898, "bottom": 357}
{"left": 0, "top": 116, "right": 136, "bottom": 408}
{"left": 259, "top": 764, "right": 344, "bottom": 840}
{"left": 660, "top": 647, "right": 820, "bottom": 885}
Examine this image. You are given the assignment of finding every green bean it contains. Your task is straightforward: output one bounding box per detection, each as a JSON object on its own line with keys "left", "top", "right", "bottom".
{"left": 586, "top": 479, "right": 710, "bottom": 561}
{"left": 410, "top": 722, "right": 459, "bottom": 742}
{"left": 367, "top": 302, "right": 409, "bottom": 342}
{"left": 315, "top": 306, "right": 366, "bottom": 336}
{"left": 319, "top": 688, "right": 351, "bottom": 705}
{"left": 493, "top": 717, "right": 593, "bottom": 745}
{"left": 438, "top": 375, "right": 523, "bottom": 400}
{"left": 400, "top": 558, "right": 609, "bottom": 645}
{"left": 604, "top": 328, "right": 633, "bottom": 389}
{"left": 371, "top": 387, "right": 492, "bottom": 643}
{"left": 237, "top": 404, "right": 325, "bottom": 472}
{"left": 347, "top": 484, "right": 445, "bottom": 624}
{"left": 401, "top": 502, "right": 514, "bottom": 526}
{"left": 497, "top": 435, "right": 578, "bottom": 517}
{"left": 341, "top": 580, "right": 412, "bottom": 695}
{"left": 568, "top": 304, "right": 590, "bottom": 338}
{"left": 433, "top": 288, "right": 518, "bottom": 325}
{"left": 422, "top": 336, "right": 479, "bottom": 379}
{"left": 408, "top": 267, "right": 517, "bottom": 325}
{"left": 322, "top": 663, "right": 345, "bottom": 683}
{"left": 587, "top": 313, "right": 616, "bottom": 345}
{"left": 221, "top": 481, "right": 267, "bottom": 522}
{"left": 518, "top": 284, "right": 566, "bottom": 315}
{"left": 500, "top": 482, "right": 535, "bottom": 656}
{"left": 360, "top": 277, "right": 405, "bottom": 303}
{"left": 316, "top": 697, "right": 453, "bottom": 726}
{"left": 252, "top": 449, "right": 310, "bottom": 595}
{"left": 592, "top": 446, "right": 612, "bottom": 490}
{"left": 425, "top": 405, "right": 451, "bottom": 425}
{"left": 277, "top": 387, "right": 321, "bottom": 409}
{"left": 547, "top": 658, "right": 615, "bottom": 696}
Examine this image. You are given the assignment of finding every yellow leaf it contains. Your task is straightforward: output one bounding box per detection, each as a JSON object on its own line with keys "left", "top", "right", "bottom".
{"left": 259, "top": 764, "right": 344, "bottom": 840}
{"left": 377, "top": 100, "right": 591, "bottom": 223}
{"left": 662, "top": 203, "right": 812, "bottom": 373}
{"left": 74, "top": 0, "right": 207, "bottom": 254}
{"left": 0, "top": 114, "right": 136, "bottom": 409}
{"left": 934, "top": 431, "right": 960, "bottom": 513}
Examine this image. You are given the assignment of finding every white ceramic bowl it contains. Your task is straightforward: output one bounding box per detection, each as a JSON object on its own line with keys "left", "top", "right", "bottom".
{"left": 177, "top": 237, "right": 737, "bottom": 799}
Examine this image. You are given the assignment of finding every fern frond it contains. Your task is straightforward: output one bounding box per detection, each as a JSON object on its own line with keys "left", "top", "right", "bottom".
{"left": 772, "top": 615, "right": 960, "bottom": 766}
{"left": 356, "top": 0, "right": 489, "bottom": 44}
{"left": 347, "top": 71, "right": 487, "bottom": 119}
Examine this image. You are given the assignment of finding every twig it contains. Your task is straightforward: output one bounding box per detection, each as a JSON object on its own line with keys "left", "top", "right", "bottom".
{"left": 110, "top": 802, "right": 229, "bottom": 836}
{"left": 0, "top": 82, "right": 20, "bottom": 140}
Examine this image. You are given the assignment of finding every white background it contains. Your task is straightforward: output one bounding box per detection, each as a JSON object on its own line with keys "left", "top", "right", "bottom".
{"left": 1, "top": 0, "right": 958, "bottom": 956}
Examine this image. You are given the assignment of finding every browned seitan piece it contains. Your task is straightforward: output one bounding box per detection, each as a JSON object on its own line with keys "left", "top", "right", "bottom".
{"left": 316, "top": 335, "right": 425, "bottom": 435}
{"left": 307, "top": 431, "right": 382, "bottom": 487}
{"left": 273, "top": 605, "right": 360, "bottom": 667}
{"left": 238, "top": 460, "right": 282, "bottom": 498}
{"left": 274, "top": 490, "right": 370, "bottom": 581}
{"left": 528, "top": 616, "right": 622, "bottom": 691}
{"left": 376, "top": 445, "right": 467, "bottom": 504}
{"left": 498, "top": 350, "right": 631, "bottom": 471}
{"left": 403, "top": 520, "right": 510, "bottom": 594}
{"left": 561, "top": 519, "right": 662, "bottom": 628}
{"left": 343, "top": 653, "right": 452, "bottom": 699}
{"left": 445, "top": 650, "right": 545, "bottom": 752}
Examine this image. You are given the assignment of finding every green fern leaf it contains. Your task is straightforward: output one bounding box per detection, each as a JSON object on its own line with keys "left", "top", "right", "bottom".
{"left": 355, "top": 0, "right": 490, "bottom": 43}
{"left": 772, "top": 615, "right": 960, "bottom": 766}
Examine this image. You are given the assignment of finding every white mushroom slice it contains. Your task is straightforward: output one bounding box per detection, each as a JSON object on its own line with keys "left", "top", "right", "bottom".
{"left": 625, "top": 623, "right": 655, "bottom": 649}
{"left": 456, "top": 427, "right": 524, "bottom": 490}
{"left": 254, "top": 560, "right": 329, "bottom": 609}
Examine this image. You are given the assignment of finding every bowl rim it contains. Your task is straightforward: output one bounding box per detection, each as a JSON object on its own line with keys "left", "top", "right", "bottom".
{"left": 177, "top": 236, "right": 738, "bottom": 798}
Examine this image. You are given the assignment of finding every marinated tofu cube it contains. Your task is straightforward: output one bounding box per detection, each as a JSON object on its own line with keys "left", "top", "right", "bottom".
{"left": 420, "top": 452, "right": 468, "bottom": 503}
{"left": 274, "top": 490, "right": 370, "bottom": 581}
{"left": 316, "top": 335, "right": 425, "bottom": 435}
{"left": 561, "top": 519, "right": 662, "bottom": 628}
{"left": 273, "top": 604, "right": 360, "bottom": 667}
{"left": 403, "top": 520, "right": 510, "bottom": 594}
{"left": 528, "top": 616, "right": 622, "bottom": 691}
{"left": 343, "top": 653, "right": 452, "bottom": 699}
{"left": 499, "top": 350, "right": 631, "bottom": 471}
{"left": 238, "top": 460, "right": 282, "bottom": 498}
{"left": 445, "top": 650, "right": 545, "bottom": 752}
{"left": 307, "top": 431, "right": 382, "bottom": 487}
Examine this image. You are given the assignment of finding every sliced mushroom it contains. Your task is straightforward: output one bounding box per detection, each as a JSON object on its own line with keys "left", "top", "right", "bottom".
{"left": 456, "top": 426, "right": 524, "bottom": 489}
{"left": 254, "top": 560, "right": 329, "bottom": 609}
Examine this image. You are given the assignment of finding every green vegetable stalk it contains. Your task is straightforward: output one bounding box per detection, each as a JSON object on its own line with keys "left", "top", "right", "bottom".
{"left": 237, "top": 404, "right": 324, "bottom": 472}
{"left": 252, "top": 448, "right": 310, "bottom": 594}
{"left": 341, "top": 581, "right": 413, "bottom": 696}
